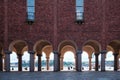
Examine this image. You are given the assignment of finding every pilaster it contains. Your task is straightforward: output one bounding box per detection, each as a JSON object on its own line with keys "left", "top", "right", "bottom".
{"left": 29, "top": 51, "right": 35, "bottom": 72}
{"left": 101, "top": 50, "right": 106, "bottom": 71}
{"left": 37, "top": 54, "right": 42, "bottom": 71}
{"left": 76, "top": 50, "right": 82, "bottom": 72}
{"left": 53, "top": 51, "right": 59, "bottom": 72}
{"left": 5, "top": 51, "right": 11, "bottom": 72}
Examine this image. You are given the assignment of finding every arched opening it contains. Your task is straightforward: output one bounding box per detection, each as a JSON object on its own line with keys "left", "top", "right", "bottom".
{"left": 107, "top": 40, "right": 120, "bottom": 71}
{"left": 10, "top": 51, "right": 18, "bottom": 71}
{"left": 9, "top": 40, "right": 28, "bottom": 72}
{"left": 49, "top": 52, "right": 54, "bottom": 71}
{"left": 41, "top": 52, "right": 46, "bottom": 71}
{"left": 82, "top": 51, "right": 96, "bottom": 71}
{"left": 98, "top": 54, "right": 101, "bottom": 71}
{"left": 58, "top": 40, "right": 77, "bottom": 71}
{"left": 63, "top": 51, "right": 75, "bottom": 71}
{"left": 82, "top": 40, "right": 101, "bottom": 71}
{"left": 118, "top": 58, "right": 120, "bottom": 70}
{"left": 33, "top": 40, "right": 53, "bottom": 71}
{"left": 34, "top": 51, "right": 54, "bottom": 71}
{"left": 34, "top": 54, "right": 38, "bottom": 71}
{"left": 22, "top": 51, "right": 30, "bottom": 71}
{"left": 82, "top": 51, "right": 88, "bottom": 71}
{"left": 105, "top": 51, "right": 114, "bottom": 71}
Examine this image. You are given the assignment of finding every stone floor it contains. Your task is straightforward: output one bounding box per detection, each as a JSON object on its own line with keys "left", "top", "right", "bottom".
{"left": 0, "top": 71, "right": 120, "bottom": 80}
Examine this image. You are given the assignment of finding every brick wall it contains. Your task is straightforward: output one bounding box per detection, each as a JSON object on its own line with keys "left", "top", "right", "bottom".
{"left": 0, "top": 0, "right": 120, "bottom": 49}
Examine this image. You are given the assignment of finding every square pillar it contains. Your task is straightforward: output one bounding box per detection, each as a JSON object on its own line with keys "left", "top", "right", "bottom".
{"left": 5, "top": 51, "right": 11, "bottom": 72}
{"left": 53, "top": 51, "right": 59, "bottom": 72}
{"left": 29, "top": 51, "right": 35, "bottom": 72}
{"left": 17, "top": 54, "right": 22, "bottom": 71}
{"left": 0, "top": 54, "right": 3, "bottom": 71}
{"left": 113, "top": 53, "right": 118, "bottom": 71}
{"left": 101, "top": 50, "right": 106, "bottom": 71}
{"left": 76, "top": 50, "right": 82, "bottom": 72}
{"left": 37, "top": 54, "right": 42, "bottom": 71}
{"left": 95, "top": 53, "right": 99, "bottom": 71}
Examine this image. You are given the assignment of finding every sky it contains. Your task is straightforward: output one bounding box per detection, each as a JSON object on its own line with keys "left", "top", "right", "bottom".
{"left": 10, "top": 51, "right": 114, "bottom": 63}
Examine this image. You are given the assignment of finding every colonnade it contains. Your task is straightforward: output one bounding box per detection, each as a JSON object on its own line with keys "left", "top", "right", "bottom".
{"left": 0, "top": 50, "right": 119, "bottom": 72}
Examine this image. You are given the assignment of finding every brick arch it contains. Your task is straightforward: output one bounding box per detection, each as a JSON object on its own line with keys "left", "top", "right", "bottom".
{"left": 33, "top": 40, "right": 52, "bottom": 55}
{"left": 9, "top": 40, "right": 28, "bottom": 55}
{"left": 60, "top": 45, "right": 76, "bottom": 58}
{"left": 83, "top": 40, "right": 101, "bottom": 54}
{"left": 42, "top": 45, "right": 53, "bottom": 57}
{"left": 82, "top": 45, "right": 95, "bottom": 57}
{"left": 58, "top": 40, "right": 78, "bottom": 53}
{"left": 107, "top": 40, "right": 120, "bottom": 53}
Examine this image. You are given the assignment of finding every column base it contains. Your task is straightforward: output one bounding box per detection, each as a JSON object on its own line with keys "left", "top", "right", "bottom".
{"left": 101, "top": 70, "right": 105, "bottom": 72}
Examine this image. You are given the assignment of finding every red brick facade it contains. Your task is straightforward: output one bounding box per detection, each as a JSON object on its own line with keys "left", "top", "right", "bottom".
{"left": 0, "top": 0, "right": 120, "bottom": 51}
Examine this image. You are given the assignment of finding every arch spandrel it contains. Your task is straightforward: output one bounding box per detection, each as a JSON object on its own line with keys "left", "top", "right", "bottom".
{"left": 107, "top": 45, "right": 114, "bottom": 53}
{"left": 60, "top": 45, "right": 76, "bottom": 57}
{"left": 58, "top": 40, "right": 78, "bottom": 53}
{"left": 9, "top": 40, "right": 28, "bottom": 55}
{"left": 33, "top": 40, "right": 52, "bottom": 55}
{"left": 42, "top": 45, "right": 53, "bottom": 57}
{"left": 82, "top": 45, "right": 94, "bottom": 58}
{"left": 108, "top": 40, "right": 120, "bottom": 53}
{"left": 83, "top": 40, "right": 101, "bottom": 53}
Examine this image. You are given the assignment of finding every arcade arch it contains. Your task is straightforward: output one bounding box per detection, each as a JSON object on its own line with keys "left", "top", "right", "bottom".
{"left": 9, "top": 40, "right": 28, "bottom": 71}
{"left": 0, "top": 39, "right": 119, "bottom": 72}
{"left": 33, "top": 40, "right": 53, "bottom": 71}
{"left": 106, "top": 40, "right": 120, "bottom": 71}
{"left": 58, "top": 40, "right": 77, "bottom": 71}
{"left": 82, "top": 40, "right": 101, "bottom": 71}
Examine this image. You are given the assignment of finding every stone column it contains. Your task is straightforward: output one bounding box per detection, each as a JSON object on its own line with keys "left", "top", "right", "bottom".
{"left": 37, "top": 54, "right": 42, "bottom": 71}
{"left": 117, "top": 57, "right": 119, "bottom": 69}
{"left": 17, "top": 54, "right": 22, "bottom": 71}
{"left": 29, "top": 51, "right": 35, "bottom": 72}
{"left": 88, "top": 57, "right": 92, "bottom": 70}
{"left": 5, "top": 51, "right": 11, "bottom": 72}
{"left": 0, "top": 54, "right": 3, "bottom": 71}
{"left": 46, "top": 57, "right": 50, "bottom": 70}
{"left": 53, "top": 51, "right": 59, "bottom": 72}
{"left": 76, "top": 50, "right": 82, "bottom": 72}
{"left": 95, "top": 53, "right": 99, "bottom": 71}
{"left": 101, "top": 50, "right": 106, "bottom": 71}
{"left": 58, "top": 54, "right": 60, "bottom": 71}
{"left": 113, "top": 53, "right": 118, "bottom": 71}
{"left": 60, "top": 57, "right": 63, "bottom": 70}
{"left": 74, "top": 57, "right": 76, "bottom": 70}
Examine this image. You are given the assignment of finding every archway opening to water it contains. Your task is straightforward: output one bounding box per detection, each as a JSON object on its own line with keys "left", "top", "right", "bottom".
{"left": 105, "top": 51, "right": 114, "bottom": 71}
{"left": 10, "top": 52, "right": 18, "bottom": 71}
{"left": 62, "top": 51, "right": 75, "bottom": 71}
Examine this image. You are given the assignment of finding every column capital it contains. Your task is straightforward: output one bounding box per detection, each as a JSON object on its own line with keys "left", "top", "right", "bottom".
{"left": 28, "top": 51, "right": 35, "bottom": 54}
{"left": 53, "top": 51, "right": 58, "bottom": 54}
{"left": 77, "top": 50, "right": 82, "bottom": 54}
{"left": 17, "top": 54, "right": 23, "bottom": 56}
{"left": 4, "top": 51, "right": 12, "bottom": 54}
{"left": 53, "top": 51, "right": 61, "bottom": 57}
{"left": 113, "top": 53, "right": 119, "bottom": 56}
{"left": 94, "top": 53, "right": 99, "bottom": 56}
{"left": 100, "top": 50, "right": 107, "bottom": 54}
{"left": 37, "top": 54, "right": 42, "bottom": 56}
{"left": 46, "top": 57, "right": 50, "bottom": 59}
{"left": 88, "top": 57, "right": 92, "bottom": 59}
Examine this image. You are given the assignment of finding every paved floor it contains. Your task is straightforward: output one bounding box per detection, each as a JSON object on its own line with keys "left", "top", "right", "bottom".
{"left": 0, "top": 71, "right": 120, "bottom": 80}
